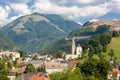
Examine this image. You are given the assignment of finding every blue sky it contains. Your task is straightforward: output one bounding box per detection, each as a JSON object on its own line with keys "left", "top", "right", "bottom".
{"left": 0, "top": 0, "right": 120, "bottom": 26}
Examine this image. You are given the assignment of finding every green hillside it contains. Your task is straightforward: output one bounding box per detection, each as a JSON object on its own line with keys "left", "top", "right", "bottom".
{"left": 43, "top": 25, "right": 110, "bottom": 54}
{"left": 69, "top": 24, "right": 110, "bottom": 37}
{"left": 0, "top": 13, "right": 80, "bottom": 53}
{"left": 0, "top": 32, "right": 17, "bottom": 50}
{"left": 107, "top": 37, "right": 120, "bottom": 61}
{"left": 92, "top": 36, "right": 120, "bottom": 62}
{"left": 42, "top": 38, "right": 71, "bottom": 54}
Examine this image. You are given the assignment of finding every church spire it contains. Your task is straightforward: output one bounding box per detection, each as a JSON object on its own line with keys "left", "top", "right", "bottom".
{"left": 71, "top": 38, "right": 76, "bottom": 55}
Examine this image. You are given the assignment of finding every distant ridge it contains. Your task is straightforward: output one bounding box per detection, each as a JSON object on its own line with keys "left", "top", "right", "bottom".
{"left": 84, "top": 20, "right": 120, "bottom": 31}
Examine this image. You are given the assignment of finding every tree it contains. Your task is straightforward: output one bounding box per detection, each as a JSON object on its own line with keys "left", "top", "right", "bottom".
{"left": 7, "top": 62, "right": 13, "bottom": 69}
{"left": 103, "top": 46, "right": 107, "bottom": 52}
{"left": 49, "top": 67, "right": 82, "bottom": 80}
{"left": 24, "top": 64, "right": 36, "bottom": 73}
{"left": 0, "top": 75, "right": 10, "bottom": 80}
{"left": 79, "top": 58, "right": 110, "bottom": 79}
{"left": 96, "top": 60, "right": 110, "bottom": 78}
{"left": 0, "top": 69, "right": 10, "bottom": 75}
{"left": 32, "top": 54, "right": 38, "bottom": 60}
{"left": 18, "top": 50, "right": 28, "bottom": 57}
{"left": 89, "top": 39, "right": 100, "bottom": 47}
{"left": 109, "top": 49, "right": 115, "bottom": 62}
{"left": 95, "top": 25, "right": 110, "bottom": 34}
{"left": 88, "top": 46, "right": 94, "bottom": 58}
{"left": 109, "top": 49, "right": 114, "bottom": 57}
{"left": 37, "top": 66, "right": 46, "bottom": 72}
{"left": 80, "top": 60, "right": 97, "bottom": 76}
{"left": 54, "top": 50, "right": 62, "bottom": 58}
{"left": 94, "top": 45, "right": 102, "bottom": 54}
{"left": 99, "top": 32, "right": 112, "bottom": 46}
{"left": 112, "top": 31, "right": 119, "bottom": 37}
{"left": 81, "top": 43, "right": 89, "bottom": 53}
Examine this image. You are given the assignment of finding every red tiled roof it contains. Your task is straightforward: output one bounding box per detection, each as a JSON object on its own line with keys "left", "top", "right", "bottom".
{"left": 16, "top": 73, "right": 50, "bottom": 80}
{"left": 11, "top": 67, "right": 25, "bottom": 73}
{"left": 112, "top": 69, "right": 120, "bottom": 77}
{"left": 11, "top": 68, "right": 21, "bottom": 73}
{"left": 108, "top": 69, "right": 120, "bottom": 78}
{"left": 69, "top": 60, "right": 80, "bottom": 67}
{"left": 31, "top": 73, "right": 49, "bottom": 80}
{"left": 17, "top": 60, "right": 23, "bottom": 65}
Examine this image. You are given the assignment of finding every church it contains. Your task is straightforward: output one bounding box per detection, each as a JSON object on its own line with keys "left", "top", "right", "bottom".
{"left": 64, "top": 38, "right": 82, "bottom": 60}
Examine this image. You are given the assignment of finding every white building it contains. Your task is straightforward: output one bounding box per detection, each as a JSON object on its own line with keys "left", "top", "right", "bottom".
{"left": 0, "top": 51, "right": 20, "bottom": 61}
{"left": 76, "top": 44, "right": 82, "bottom": 58}
{"left": 45, "top": 61, "right": 68, "bottom": 74}
{"left": 65, "top": 38, "right": 82, "bottom": 60}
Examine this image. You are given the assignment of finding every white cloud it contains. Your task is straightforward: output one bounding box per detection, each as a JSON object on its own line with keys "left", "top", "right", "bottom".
{"left": 90, "top": 18, "right": 100, "bottom": 22}
{"left": 10, "top": 3, "right": 31, "bottom": 15}
{"left": 79, "top": 3, "right": 110, "bottom": 17}
{"left": 0, "top": 6, "right": 10, "bottom": 26}
{"left": 10, "top": 15, "right": 23, "bottom": 21}
{"left": 0, "top": 0, "right": 31, "bottom": 4}
{"left": 5, "top": 5, "right": 11, "bottom": 12}
{"left": 76, "top": 0, "right": 96, "bottom": 4}
{"left": 77, "top": 22, "right": 82, "bottom": 25}
{"left": 0, "top": 6, "right": 9, "bottom": 20}
{"left": 1, "top": 0, "right": 120, "bottom": 26}
{"left": 32, "top": 0, "right": 110, "bottom": 19}
{"left": 59, "top": 0, "right": 68, "bottom": 4}
{"left": 109, "top": 0, "right": 120, "bottom": 13}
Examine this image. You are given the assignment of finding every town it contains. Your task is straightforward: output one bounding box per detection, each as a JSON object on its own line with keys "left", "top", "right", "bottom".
{"left": 0, "top": 33, "right": 120, "bottom": 80}
{"left": 0, "top": 0, "right": 120, "bottom": 80}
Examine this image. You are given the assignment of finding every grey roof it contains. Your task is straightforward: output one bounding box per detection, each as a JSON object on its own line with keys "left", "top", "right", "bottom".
{"left": 16, "top": 73, "right": 33, "bottom": 80}
{"left": 45, "top": 61, "right": 68, "bottom": 69}
{"left": 23, "top": 60, "right": 44, "bottom": 65}
{"left": 115, "top": 62, "right": 120, "bottom": 66}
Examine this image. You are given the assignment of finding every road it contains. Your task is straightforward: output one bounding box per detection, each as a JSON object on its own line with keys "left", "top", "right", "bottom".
{"left": 65, "top": 36, "right": 91, "bottom": 40}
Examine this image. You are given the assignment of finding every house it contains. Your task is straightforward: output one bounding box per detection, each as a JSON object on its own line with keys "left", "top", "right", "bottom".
{"left": 16, "top": 73, "right": 49, "bottom": 80}
{"left": 11, "top": 67, "right": 25, "bottom": 76}
{"left": 115, "top": 62, "right": 120, "bottom": 70}
{"left": 45, "top": 61, "right": 68, "bottom": 74}
{"left": 8, "top": 67, "right": 25, "bottom": 80}
{"left": 108, "top": 69, "right": 120, "bottom": 80}
{"left": 0, "top": 51, "right": 20, "bottom": 61}
{"left": 22, "top": 60, "right": 44, "bottom": 69}
{"left": 17, "top": 59, "right": 23, "bottom": 65}
{"left": 68, "top": 60, "right": 80, "bottom": 68}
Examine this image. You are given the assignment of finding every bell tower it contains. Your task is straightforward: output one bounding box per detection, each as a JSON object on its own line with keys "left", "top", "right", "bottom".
{"left": 71, "top": 38, "right": 76, "bottom": 55}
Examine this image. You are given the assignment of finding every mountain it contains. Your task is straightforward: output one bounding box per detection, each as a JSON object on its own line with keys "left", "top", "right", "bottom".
{"left": 69, "top": 20, "right": 120, "bottom": 37}
{"left": 0, "top": 13, "right": 81, "bottom": 53}
{"left": 0, "top": 31, "right": 16, "bottom": 50}
{"left": 83, "top": 20, "right": 120, "bottom": 30}
{"left": 42, "top": 38, "right": 71, "bottom": 54}
{"left": 44, "top": 20, "right": 120, "bottom": 54}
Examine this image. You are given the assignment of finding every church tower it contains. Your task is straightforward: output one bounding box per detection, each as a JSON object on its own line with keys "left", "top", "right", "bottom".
{"left": 71, "top": 38, "right": 76, "bottom": 55}
{"left": 76, "top": 44, "right": 82, "bottom": 57}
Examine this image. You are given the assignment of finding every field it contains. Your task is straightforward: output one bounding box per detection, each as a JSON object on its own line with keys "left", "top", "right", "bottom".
{"left": 90, "top": 37, "right": 120, "bottom": 62}
{"left": 107, "top": 37, "right": 120, "bottom": 61}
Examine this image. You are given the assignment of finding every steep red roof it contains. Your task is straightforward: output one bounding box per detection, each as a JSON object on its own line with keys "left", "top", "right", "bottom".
{"left": 108, "top": 68, "right": 120, "bottom": 78}
{"left": 69, "top": 60, "right": 80, "bottom": 67}
{"left": 16, "top": 73, "right": 49, "bottom": 80}
{"left": 31, "top": 73, "right": 49, "bottom": 80}
{"left": 112, "top": 69, "right": 120, "bottom": 77}
{"left": 11, "top": 68, "right": 21, "bottom": 73}
{"left": 11, "top": 67, "right": 25, "bottom": 73}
